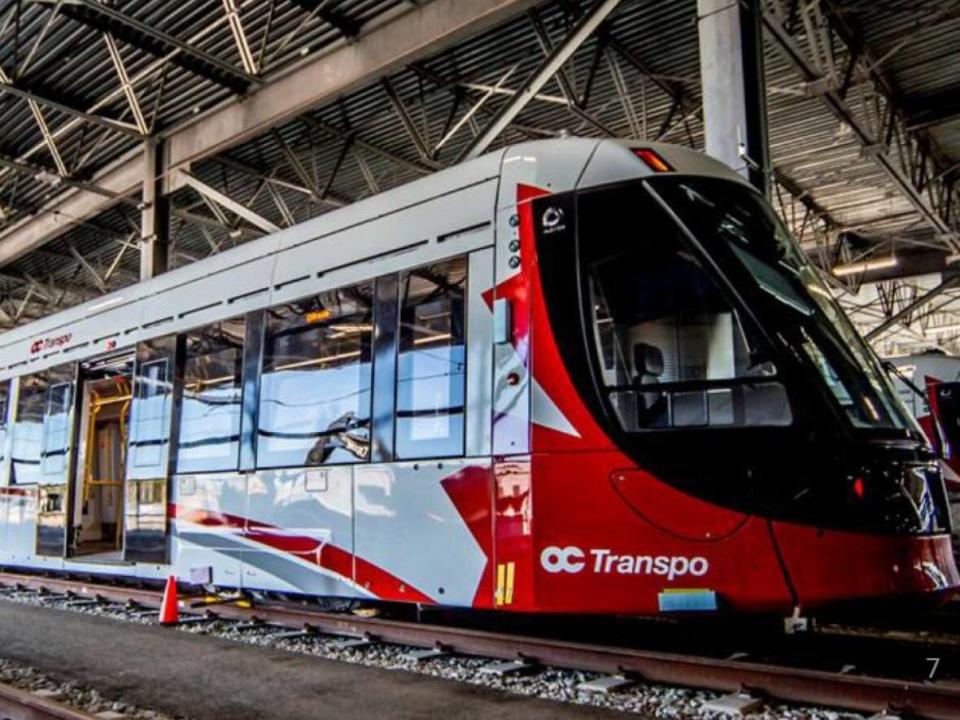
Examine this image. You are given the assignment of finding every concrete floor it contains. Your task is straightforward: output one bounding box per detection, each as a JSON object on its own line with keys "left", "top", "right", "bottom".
{"left": 0, "top": 601, "right": 631, "bottom": 719}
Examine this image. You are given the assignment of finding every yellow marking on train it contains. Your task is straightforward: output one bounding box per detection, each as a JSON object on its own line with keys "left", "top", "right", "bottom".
{"left": 495, "top": 563, "right": 506, "bottom": 606}
{"left": 505, "top": 562, "right": 516, "bottom": 605}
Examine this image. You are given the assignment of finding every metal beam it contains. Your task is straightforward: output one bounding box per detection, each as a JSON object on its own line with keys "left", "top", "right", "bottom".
{"left": 180, "top": 172, "right": 281, "bottom": 234}
{"left": 698, "top": 0, "right": 769, "bottom": 192}
{"left": 30, "top": 0, "right": 257, "bottom": 94}
{"left": 213, "top": 154, "right": 348, "bottom": 207}
{"left": 382, "top": 78, "right": 432, "bottom": 161}
{"left": 223, "top": 0, "right": 258, "bottom": 76}
{"left": 762, "top": 3, "right": 959, "bottom": 246}
{"left": 271, "top": 128, "right": 323, "bottom": 198}
{"left": 0, "top": 75, "right": 141, "bottom": 138}
{"left": 461, "top": 0, "right": 624, "bottom": 161}
{"left": 0, "top": 153, "right": 125, "bottom": 201}
{"left": 302, "top": 116, "right": 440, "bottom": 174}
{"left": 166, "top": 0, "right": 540, "bottom": 172}
{"left": 865, "top": 276, "right": 960, "bottom": 341}
{"left": 0, "top": 146, "right": 144, "bottom": 265}
{"left": 0, "top": 0, "right": 539, "bottom": 267}
{"left": 172, "top": 208, "right": 259, "bottom": 242}
{"left": 66, "top": 243, "right": 107, "bottom": 294}
{"left": 141, "top": 141, "right": 170, "bottom": 279}
{"left": 104, "top": 31, "right": 150, "bottom": 135}
{"left": 287, "top": 0, "right": 362, "bottom": 38}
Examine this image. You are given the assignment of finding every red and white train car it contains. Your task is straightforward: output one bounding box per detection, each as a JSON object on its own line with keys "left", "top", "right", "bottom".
{"left": 0, "top": 138, "right": 955, "bottom": 616}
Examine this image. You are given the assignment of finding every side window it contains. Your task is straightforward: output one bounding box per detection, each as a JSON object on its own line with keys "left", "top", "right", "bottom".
{"left": 396, "top": 257, "right": 467, "bottom": 459}
{"left": 131, "top": 357, "right": 171, "bottom": 469}
{"left": 257, "top": 281, "right": 373, "bottom": 468}
{"left": 10, "top": 366, "right": 75, "bottom": 484}
{"left": 0, "top": 380, "right": 9, "bottom": 465}
{"left": 11, "top": 375, "right": 46, "bottom": 484}
{"left": 41, "top": 381, "right": 73, "bottom": 475}
{"left": 174, "top": 317, "right": 245, "bottom": 473}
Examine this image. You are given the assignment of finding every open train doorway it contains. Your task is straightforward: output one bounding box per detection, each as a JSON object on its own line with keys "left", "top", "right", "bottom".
{"left": 70, "top": 352, "right": 135, "bottom": 562}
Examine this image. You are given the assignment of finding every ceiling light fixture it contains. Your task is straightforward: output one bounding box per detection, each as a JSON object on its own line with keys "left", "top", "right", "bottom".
{"left": 832, "top": 256, "right": 898, "bottom": 277}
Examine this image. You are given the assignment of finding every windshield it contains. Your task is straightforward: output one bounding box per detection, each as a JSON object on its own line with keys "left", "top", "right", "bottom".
{"left": 646, "top": 176, "right": 914, "bottom": 432}
{"left": 576, "top": 182, "right": 792, "bottom": 431}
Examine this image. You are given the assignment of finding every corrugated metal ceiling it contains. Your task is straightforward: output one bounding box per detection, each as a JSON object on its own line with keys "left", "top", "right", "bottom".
{"left": 0, "top": 0, "right": 957, "bottom": 337}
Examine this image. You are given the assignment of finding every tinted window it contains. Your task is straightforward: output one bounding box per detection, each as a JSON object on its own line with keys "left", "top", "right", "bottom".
{"left": 0, "top": 381, "right": 8, "bottom": 464}
{"left": 257, "top": 282, "right": 373, "bottom": 467}
{"left": 42, "top": 381, "right": 73, "bottom": 475}
{"left": 649, "top": 177, "right": 910, "bottom": 431}
{"left": 396, "top": 257, "right": 467, "bottom": 458}
{"left": 11, "top": 376, "right": 46, "bottom": 484}
{"left": 175, "top": 317, "right": 245, "bottom": 473}
{"left": 131, "top": 356, "right": 171, "bottom": 469}
{"left": 579, "top": 185, "right": 791, "bottom": 430}
{"left": 11, "top": 366, "right": 75, "bottom": 484}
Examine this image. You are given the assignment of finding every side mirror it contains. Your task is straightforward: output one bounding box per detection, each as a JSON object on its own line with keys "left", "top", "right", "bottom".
{"left": 493, "top": 298, "right": 513, "bottom": 345}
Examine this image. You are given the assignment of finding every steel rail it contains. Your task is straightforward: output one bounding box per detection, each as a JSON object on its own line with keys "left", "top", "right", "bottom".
{"left": 2, "top": 571, "right": 960, "bottom": 719}
{"left": 0, "top": 680, "right": 97, "bottom": 720}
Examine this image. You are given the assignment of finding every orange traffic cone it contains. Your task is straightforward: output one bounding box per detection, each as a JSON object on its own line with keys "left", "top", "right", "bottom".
{"left": 159, "top": 575, "right": 180, "bottom": 626}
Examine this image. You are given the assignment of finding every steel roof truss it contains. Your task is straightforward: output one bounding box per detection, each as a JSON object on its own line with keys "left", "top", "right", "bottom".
{"left": 0, "top": 78, "right": 142, "bottom": 138}
{"left": 271, "top": 128, "right": 322, "bottom": 199}
{"left": 383, "top": 78, "right": 433, "bottom": 163}
{"left": 265, "top": 181, "right": 295, "bottom": 228}
{"left": 103, "top": 32, "right": 149, "bottom": 136}
{"left": 180, "top": 170, "right": 281, "bottom": 234}
{"left": 29, "top": 0, "right": 257, "bottom": 94}
{"left": 222, "top": 0, "right": 258, "bottom": 76}
{"left": 460, "top": 0, "right": 623, "bottom": 160}
{"left": 764, "top": 0, "right": 960, "bottom": 254}
{"left": 286, "top": 0, "right": 362, "bottom": 40}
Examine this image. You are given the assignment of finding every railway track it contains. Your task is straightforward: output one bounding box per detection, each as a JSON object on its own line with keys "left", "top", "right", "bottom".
{"left": 0, "top": 680, "right": 96, "bottom": 720}
{"left": 1, "top": 570, "right": 959, "bottom": 719}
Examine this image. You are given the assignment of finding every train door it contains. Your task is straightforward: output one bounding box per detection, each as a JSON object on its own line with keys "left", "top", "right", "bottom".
{"left": 30, "top": 364, "right": 79, "bottom": 558}
{"left": 69, "top": 353, "right": 134, "bottom": 562}
{"left": 124, "top": 336, "right": 178, "bottom": 564}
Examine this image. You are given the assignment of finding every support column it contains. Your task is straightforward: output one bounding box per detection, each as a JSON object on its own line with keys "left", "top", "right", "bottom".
{"left": 697, "top": 0, "right": 770, "bottom": 193}
{"left": 140, "top": 140, "right": 170, "bottom": 279}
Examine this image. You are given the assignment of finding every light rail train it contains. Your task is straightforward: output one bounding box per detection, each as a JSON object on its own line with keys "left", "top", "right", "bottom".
{"left": 0, "top": 138, "right": 954, "bottom": 616}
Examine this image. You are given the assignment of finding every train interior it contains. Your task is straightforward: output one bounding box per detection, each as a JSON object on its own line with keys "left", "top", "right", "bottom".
{"left": 70, "top": 353, "right": 135, "bottom": 563}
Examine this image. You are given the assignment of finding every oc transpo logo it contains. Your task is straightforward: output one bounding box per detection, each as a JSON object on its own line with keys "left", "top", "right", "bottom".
{"left": 540, "top": 545, "right": 585, "bottom": 574}
{"left": 540, "top": 545, "right": 709, "bottom": 580}
{"left": 29, "top": 332, "right": 72, "bottom": 355}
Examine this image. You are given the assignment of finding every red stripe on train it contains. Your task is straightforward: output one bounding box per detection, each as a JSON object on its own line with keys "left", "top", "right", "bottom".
{"left": 0, "top": 487, "right": 34, "bottom": 497}
{"left": 171, "top": 504, "right": 434, "bottom": 604}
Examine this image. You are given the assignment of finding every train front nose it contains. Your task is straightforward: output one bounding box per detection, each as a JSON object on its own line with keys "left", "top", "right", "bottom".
{"left": 772, "top": 460, "right": 960, "bottom": 608}
{"left": 772, "top": 524, "right": 959, "bottom": 608}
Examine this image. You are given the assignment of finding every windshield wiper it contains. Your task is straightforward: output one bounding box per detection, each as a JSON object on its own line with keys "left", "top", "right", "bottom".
{"left": 883, "top": 360, "right": 926, "bottom": 400}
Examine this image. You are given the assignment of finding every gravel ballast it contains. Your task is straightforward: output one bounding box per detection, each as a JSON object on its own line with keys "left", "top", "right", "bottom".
{"left": 0, "top": 587, "right": 870, "bottom": 720}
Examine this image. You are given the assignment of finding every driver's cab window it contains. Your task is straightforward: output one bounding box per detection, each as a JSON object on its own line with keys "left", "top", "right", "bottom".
{"left": 581, "top": 184, "right": 791, "bottom": 430}
{"left": 256, "top": 282, "right": 373, "bottom": 468}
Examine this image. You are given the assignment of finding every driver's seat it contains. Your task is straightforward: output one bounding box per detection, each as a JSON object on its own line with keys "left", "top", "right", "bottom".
{"left": 634, "top": 343, "right": 667, "bottom": 427}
